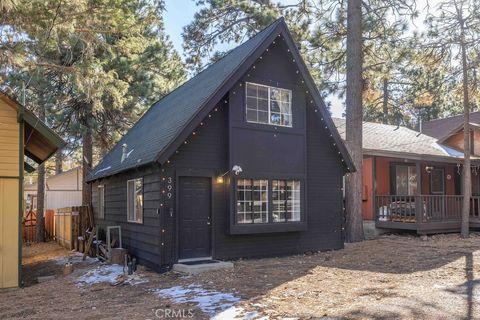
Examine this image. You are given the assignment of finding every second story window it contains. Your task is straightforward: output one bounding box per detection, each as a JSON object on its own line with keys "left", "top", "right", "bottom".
{"left": 246, "top": 82, "right": 292, "bottom": 127}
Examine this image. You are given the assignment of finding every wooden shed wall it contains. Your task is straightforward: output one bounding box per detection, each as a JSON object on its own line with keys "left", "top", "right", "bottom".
{"left": 0, "top": 100, "right": 19, "bottom": 177}
{"left": 0, "top": 100, "right": 19, "bottom": 288}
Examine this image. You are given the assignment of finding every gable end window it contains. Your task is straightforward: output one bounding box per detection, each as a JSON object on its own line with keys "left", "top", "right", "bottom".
{"left": 246, "top": 82, "right": 292, "bottom": 127}
{"left": 127, "top": 178, "right": 143, "bottom": 223}
{"left": 98, "top": 185, "right": 105, "bottom": 220}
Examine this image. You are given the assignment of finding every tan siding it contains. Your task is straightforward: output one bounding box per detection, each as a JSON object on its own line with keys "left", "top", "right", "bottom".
{"left": 0, "top": 178, "right": 19, "bottom": 288}
{"left": 0, "top": 101, "right": 19, "bottom": 177}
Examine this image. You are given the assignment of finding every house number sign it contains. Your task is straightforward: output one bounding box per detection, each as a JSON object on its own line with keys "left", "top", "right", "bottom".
{"left": 167, "top": 177, "right": 173, "bottom": 199}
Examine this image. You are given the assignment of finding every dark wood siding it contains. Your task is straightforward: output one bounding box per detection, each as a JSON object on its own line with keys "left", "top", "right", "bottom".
{"left": 91, "top": 165, "right": 163, "bottom": 271}
{"left": 90, "top": 39, "right": 345, "bottom": 268}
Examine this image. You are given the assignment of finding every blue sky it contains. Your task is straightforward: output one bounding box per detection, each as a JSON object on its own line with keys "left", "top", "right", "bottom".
{"left": 163, "top": 0, "right": 430, "bottom": 118}
{"left": 164, "top": 0, "right": 197, "bottom": 55}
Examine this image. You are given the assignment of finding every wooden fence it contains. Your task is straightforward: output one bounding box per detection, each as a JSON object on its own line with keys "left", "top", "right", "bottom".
{"left": 23, "top": 209, "right": 55, "bottom": 243}
{"left": 54, "top": 206, "right": 92, "bottom": 251}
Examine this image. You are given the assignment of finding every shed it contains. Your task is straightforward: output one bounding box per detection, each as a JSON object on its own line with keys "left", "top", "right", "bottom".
{"left": 0, "top": 92, "right": 65, "bottom": 288}
{"left": 24, "top": 166, "right": 83, "bottom": 211}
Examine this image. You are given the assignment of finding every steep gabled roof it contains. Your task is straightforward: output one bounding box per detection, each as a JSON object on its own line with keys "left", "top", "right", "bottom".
{"left": 422, "top": 112, "right": 480, "bottom": 139}
{"left": 333, "top": 118, "right": 476, "bottom": 163}
{"left": 88, "top": 17, "right": 353, "bottom": 181}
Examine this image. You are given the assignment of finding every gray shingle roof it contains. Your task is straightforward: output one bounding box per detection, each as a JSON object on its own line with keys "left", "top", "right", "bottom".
{"left": 422, "top": 112, "right": 480, "bottom": 139}
{"left": 333, "top": 118, "right": 471, "bottom": 162}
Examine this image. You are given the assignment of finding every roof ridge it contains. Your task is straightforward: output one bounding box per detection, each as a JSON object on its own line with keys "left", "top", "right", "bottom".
{"left": 424, "top": 110, "right": 480, "bottom": 124}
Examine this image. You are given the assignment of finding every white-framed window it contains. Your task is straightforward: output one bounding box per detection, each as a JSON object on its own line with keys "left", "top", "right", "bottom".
{"left": 127, "top": 178, "right": 143, "bottom": 223}
{"left": 246, "top": 82, "right": 292, "bottom": 127}
{"left": 236, "top": 179, "right": 268, "bottom": 224}
{"left": 272, "top": 180, "right": 301, "bottom": 222}
{"left": 98, "top": 185, "right": 105, "bottom": 220}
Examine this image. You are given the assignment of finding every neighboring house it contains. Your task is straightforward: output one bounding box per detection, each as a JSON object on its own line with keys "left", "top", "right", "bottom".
{"left": 24, "top": 167, "right": 82, "bottom": 211}
{"left": 86, "top": 18, "right": 354, "bottom": 271}
{"left": 0, "top": 92, "right": 64, "bottom": 288}
{"left": 333, "top": 118, "right": 480, "bottom": 235}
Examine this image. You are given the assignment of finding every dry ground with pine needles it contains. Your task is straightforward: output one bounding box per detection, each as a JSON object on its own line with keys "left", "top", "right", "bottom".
{"left": 1, "top": 233, "right": 480, "bottom": 319}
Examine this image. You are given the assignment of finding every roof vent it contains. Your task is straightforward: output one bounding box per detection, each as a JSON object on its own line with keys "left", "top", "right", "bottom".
{"left": 121, "top": 143, "right": 128, "bottom": 163}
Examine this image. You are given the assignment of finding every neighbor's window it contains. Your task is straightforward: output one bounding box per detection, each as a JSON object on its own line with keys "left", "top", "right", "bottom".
{"left": 236, "top": 179, "right": 268, "bottom": 223}
{"left": 394, "top": 165, "right": 417, "bottom": 195}
{"left": 430, "top": 168, "right": 445, "bottom": 194}
{"left": 246, "top": 82, "right": 292, "bottom": 127}
{"left": 127, "top": 178, "right": 143, "bottom": 223}
{"left": 98, "top": 185, "right": 105, "bottom": 219}
{"left": 272, "top": 180, "right": 301, "bottom": 222}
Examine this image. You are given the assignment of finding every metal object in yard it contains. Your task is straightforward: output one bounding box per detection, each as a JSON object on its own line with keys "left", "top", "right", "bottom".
{"left": 106, "top": 226, "right": 122, "bottom": 261}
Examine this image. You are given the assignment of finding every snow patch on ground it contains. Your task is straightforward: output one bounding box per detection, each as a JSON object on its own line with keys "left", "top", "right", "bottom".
{"left": 212, "top": 306, "right": 265, "bottom": 320}
{"left": 76, "top": 264, "right": 148, "bottom": 286}
{"left": 154, "top": 284, "right": 242, "bottom": 317}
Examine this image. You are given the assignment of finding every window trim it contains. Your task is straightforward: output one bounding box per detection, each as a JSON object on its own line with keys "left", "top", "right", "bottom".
{"left": 231, "top": 177, "right": 306, "bottom": 234}
{"left": 98, "top": 185, "right": 105, "bottom": 220}
{"left": 127, "top": 177, "right": 144, "bottom": 224}
{"left": 245, "top": 82, "right": 293, "bottom": 128}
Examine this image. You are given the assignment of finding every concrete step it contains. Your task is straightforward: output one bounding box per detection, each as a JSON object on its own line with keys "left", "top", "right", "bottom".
{"left": 173, "top": 260, "right": 233, "bottom": 274}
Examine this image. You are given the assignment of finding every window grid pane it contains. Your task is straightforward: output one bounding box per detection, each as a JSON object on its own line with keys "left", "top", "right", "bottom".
{"left": 272, "top": 179, "right": 301, "bottom": 222}
{"left": 245, "top": 82, "right": 292, "bottom": 127}
{"left": 236, "top": 179, "right": 268, "bottom": 224}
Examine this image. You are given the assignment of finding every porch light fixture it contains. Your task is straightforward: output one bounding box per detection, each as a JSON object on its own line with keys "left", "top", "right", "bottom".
{"left": 216, "top": 165, "right": 243, "bottom": 184}
{"left": 425, "top": 166, "right": 434, "bottom": 174}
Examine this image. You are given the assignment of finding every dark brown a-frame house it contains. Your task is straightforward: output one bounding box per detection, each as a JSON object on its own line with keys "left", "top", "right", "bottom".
{"left": 87, "top": 18, "right": 354, "bottom": 271}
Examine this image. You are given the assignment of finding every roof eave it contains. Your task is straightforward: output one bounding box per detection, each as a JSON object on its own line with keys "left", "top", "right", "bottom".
{"left": 363, "top": 149, "right": 472, "bottom": 164}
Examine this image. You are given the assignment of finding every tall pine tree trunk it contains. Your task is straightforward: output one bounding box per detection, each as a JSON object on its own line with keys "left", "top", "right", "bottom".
{"left": 55, "top": 151, "right": 63, "bottom": 174}
{"left": 82, "top": 103, "right": 93, "bottom": 206}
{"left": 345, "top": 0, "right": 364, "bottom": 242}
{"left": 460, "top": 13, "right": 470, "bottom": 238}
{"left": 36, "top": 107, "right": 46, "bottom": 242}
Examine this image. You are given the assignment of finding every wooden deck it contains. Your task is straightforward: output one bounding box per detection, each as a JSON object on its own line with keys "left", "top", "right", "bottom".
{"left": 375, "top": 195, "right": 480, "bottom": 234}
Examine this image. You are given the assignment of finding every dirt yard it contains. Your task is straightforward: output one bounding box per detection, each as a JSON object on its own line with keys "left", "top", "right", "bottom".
{"left": 1, "top": 234, "right": 480, "bottom": 319}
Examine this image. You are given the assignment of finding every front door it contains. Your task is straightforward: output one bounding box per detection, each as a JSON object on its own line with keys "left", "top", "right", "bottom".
{"left": 178, "top": 177, "right": 212, "bottom": 260}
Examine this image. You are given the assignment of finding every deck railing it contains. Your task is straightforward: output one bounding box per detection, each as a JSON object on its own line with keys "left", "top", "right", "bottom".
{"left": 375, "top": 195, "right": 480, "bottom": 224}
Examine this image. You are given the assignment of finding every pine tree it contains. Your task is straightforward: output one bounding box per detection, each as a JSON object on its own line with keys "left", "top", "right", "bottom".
{"left": 1, "top": 0, "right": 186, "bottom": 208}
{"left": 426, "top": 0, "right": 480, "bottom": 238}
